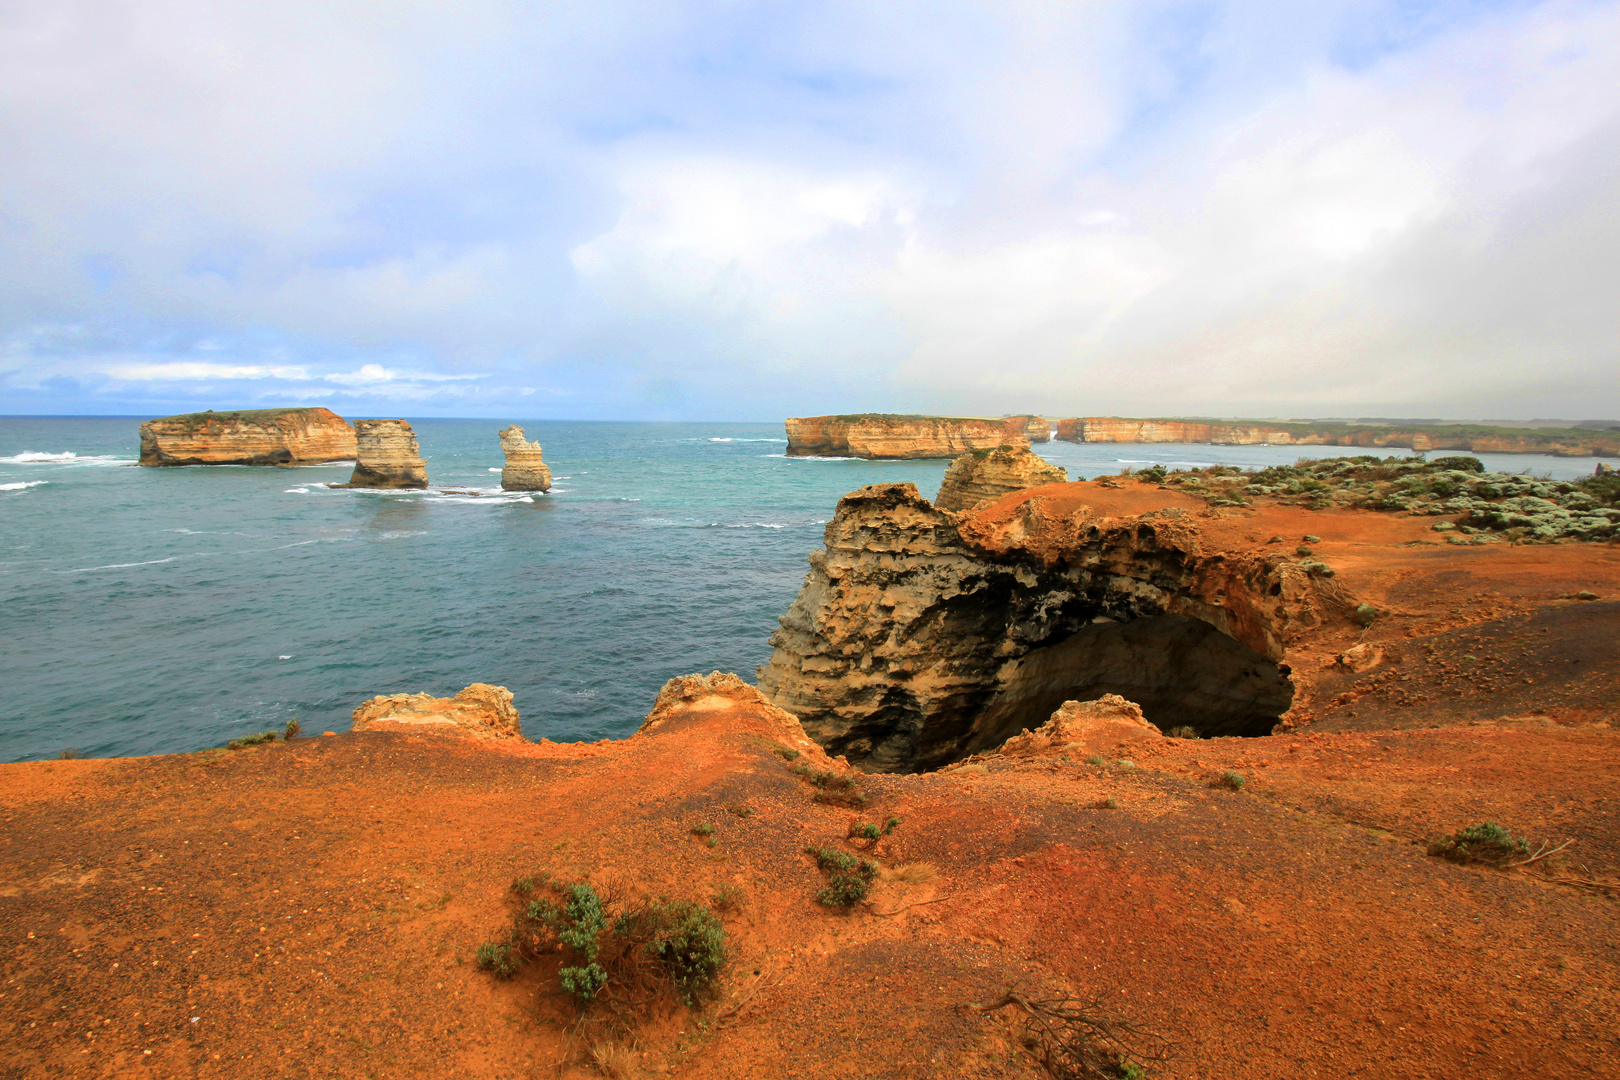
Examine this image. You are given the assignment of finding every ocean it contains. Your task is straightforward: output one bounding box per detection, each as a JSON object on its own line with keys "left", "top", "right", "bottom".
{"left": 0, "top": 416, "right": 1599, "bottom": 763}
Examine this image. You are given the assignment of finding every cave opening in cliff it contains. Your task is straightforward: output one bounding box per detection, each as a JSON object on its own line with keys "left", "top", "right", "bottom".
{"left": 961, "top": 614, "right": 1294, "bottom": 754}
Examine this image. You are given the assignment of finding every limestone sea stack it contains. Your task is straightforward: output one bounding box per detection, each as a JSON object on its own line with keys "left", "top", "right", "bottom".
{"left": 784, "top": 414, "right": 1035, "bottom": 459}
{"left": 138, "top": 407, "right": 356, "bottom": 466}
{"left": 498, "top": 425, "right": 552, "bottom": 492}
{"left": 1022, "top": 416, "right": 1052, "bottom": 443}
{"left": 350, "top": 683, "right": 522, "bottom": 741}
{"left": 934, "top": 446, "right": 1067, "bottom": 512}
{"left": 336, "top": 419, "right": 428, "bottom": 489}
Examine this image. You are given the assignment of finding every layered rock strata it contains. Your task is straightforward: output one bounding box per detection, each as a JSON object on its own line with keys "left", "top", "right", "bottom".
{"left": 934, "top": 446, "right": 1068, "bottom": 512}
{"left": 336, "top": 419, "right": 428, "bottom": 489}
{"left": 351, "top": 683, "right": 522, "bottom": 740}
{"left": 785, "top": 415, "right": 1034, "bottom": 459}
{"left": 138, "top": 408, "right": 356, "bottom": 466}
{"left": 755, "top": 482, "right": 1329, "bottom": 771}
{"left": 498, "top": 425, "right": 552, "bottom": 492}
{"left": 990, "top": 695, "right": 1162, "bottom": 760}
{"left": 1023, "top": 416, "right": 1051, "bottom": 443}
{"left": 1053, "top": 417, "right": 1620, "bottom": 457}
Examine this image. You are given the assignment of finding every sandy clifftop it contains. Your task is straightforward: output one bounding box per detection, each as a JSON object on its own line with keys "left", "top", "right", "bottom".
{"left": 137, "top": 407, "right": 356, "bottom": 466}
{"left": 785, "top": 414, "right": 1037, "bottom": 459}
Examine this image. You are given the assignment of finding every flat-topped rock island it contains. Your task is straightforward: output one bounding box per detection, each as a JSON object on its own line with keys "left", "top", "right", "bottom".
{"left": 137, "top": 407, "right": 357, "bottom": 466}
{"left": 785, "top": 413, "right": 1043, "bottom": 459}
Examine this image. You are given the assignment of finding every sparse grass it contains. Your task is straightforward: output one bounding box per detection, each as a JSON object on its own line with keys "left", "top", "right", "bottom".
{"left": 1093, "top": 798, "right": 1118, "bottom": 810}
{"left": 883, "top": 816, "right": 901, "bottom": 834}
{"left": 726, "top": 805, "right": 754, "bottom": 819}
{"left": 226, "top": 730, "right": 279, "bottom": 750}
{"left": 282, "top": 719, "right": 302, "bottom": 740}
{"left": 57, "top": 748, "right": 83, "bottom": 760}
{"left": 1085, "top": 755, "right": 1105, "bottom": 766}
{"left": 878, "top": 862, "right": 938, "bottom": 885}
{"left": 1211, "top": 771, "right": 1246, "bottom": 792}
{"left": 589, "top": 1041, "right": 639, "bottom": 1079}
{"left": 690, "top": 822, "right": 715, "bottom": 837}
{"left": 791, "top": 763, "right": 867, "bottom": 807}
{"left": 1164, "top": 726, "right": 1200, "bottom": 740}
{"left": 772, "top": 746, "right": 801, "bottom": 761}
{"left": 1428, "top": 821, "right": 1530, "bottom": 865}
{"left": 710, "top": 885, "right": 743, "bottom": 911}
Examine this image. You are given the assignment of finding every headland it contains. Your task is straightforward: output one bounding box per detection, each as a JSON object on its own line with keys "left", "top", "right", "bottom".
{"left": 1053, "top": 417, "right": 1620, "bottom": 457}
{"left": 785, "top": 414, "right": 1041, "bottom": 459}
{"left": 137, "top": 408, "right": 357, "bottom": 467}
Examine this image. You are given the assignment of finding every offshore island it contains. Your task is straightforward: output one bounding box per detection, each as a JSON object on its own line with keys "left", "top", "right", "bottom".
{"left": 3, "top": 436, "right": 1618, "bottom": 1079}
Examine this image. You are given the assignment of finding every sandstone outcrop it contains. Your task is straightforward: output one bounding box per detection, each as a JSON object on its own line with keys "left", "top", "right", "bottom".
{"left": 934, "top": 446, "right": 1067, "bottom": 512}
{"left": 992, "top": 695, "right": 1161, "bottom": 759}
{"left": 498, "top": 425, "right": 552, "bottom": 492}
{"left": 784, "top": 415, "right": 1034, "bottom": 459}
{"left": 336, "top": 419, "right": 428, "bottom": 489}
{"left": 640, "top": 670, "right": 812, "bottom": 742}
{"left": 1053, "top": 417, "right": 1620, "bottom": 457}
{"left": 754, "top": 482, "right": 1325, "bottom": 771}
{"left": 138, "top": 408, "right": 356, "bottom": 466}
{"left": 1023, "top": 416, "right": 1051, "bottom": 443}
{"left": 350, "top": 683, "right": 522, "bottom": 740}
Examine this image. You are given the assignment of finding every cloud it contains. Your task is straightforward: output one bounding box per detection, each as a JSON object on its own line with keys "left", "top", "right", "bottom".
{"left": 1, "top": 0, "right": 1616, "bottom": 419}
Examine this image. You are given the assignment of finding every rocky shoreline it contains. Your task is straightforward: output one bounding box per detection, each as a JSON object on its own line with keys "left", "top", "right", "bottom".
{"left": 1053, "top": 416, "right": 1620, "bottom": 456}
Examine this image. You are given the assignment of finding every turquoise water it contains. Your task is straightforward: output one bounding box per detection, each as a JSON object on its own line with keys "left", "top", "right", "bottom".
{"left": 0, "top": 416, "right": 1599, "bottom": 762}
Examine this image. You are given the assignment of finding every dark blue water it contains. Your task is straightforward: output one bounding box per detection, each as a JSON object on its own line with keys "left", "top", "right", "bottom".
{"left": 0, "top": 416, "right": 1597, "bottom": 762}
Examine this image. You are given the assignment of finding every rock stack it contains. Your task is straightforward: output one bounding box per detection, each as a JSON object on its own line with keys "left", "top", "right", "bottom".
{"left": 498, "top": 425, "right": 552, "bottom": 492}
{"left": 337, "top": 419, "right": 428, "bottom": 489}
{"left": 934, "top": 446, "right": 1067, "bottom": 512}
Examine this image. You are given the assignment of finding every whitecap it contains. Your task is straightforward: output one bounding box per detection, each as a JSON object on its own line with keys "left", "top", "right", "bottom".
{"left": 1, "top": 451, "right": 131, "bottom": 466}
{"left": 278, "top": 655, "right": 293, "bottom": 660}
{"left": 488, "top": 467, "right": 501, "bottom": 473}
{"left": 0, "top": 480, "right": 47, "bottom": 491}
{"left": 709, "top": 437, "right": 733, "bottom": 442}
{"left": 55, "top": 556, "right": 180, "bottom": 573}
{"left": 285, "top": 487, "right": 312, "bottom": 494}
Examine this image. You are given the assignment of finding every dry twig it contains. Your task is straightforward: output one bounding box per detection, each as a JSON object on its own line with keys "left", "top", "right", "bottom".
{"left": 966, "top": 991, "right": 1172, "bottom": 1079}
{"left": 1506, "top": 838, "right": 1574, "bottom": 869}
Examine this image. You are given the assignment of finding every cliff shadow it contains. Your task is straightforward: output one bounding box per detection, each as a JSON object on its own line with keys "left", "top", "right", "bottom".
{"left": 960, "top": 615, "right": 1294, "bottom": 755}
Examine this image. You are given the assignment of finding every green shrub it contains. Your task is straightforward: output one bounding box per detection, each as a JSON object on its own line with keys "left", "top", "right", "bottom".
{"left": 1428, "top": 821, "right": 1530, "bottom": 864}
{"left": 475, "top": 941, "right": 519, "bottom": 979}
{"left": 883, "top": 816, "right": 901, "bottom": 835}
{"left": 1212, "top": 771, "right": 1246, "bottom": 791}
{"left": 818, "top": 873, "right": 870, "bottom": 908}
{"left": 226, "top": 730, "right": 279, "bottom": 750}
{"left": 647, "top": 904, "right": 727, "bottom": 1005}
{"left": 1085, "top": 754, "right": 1105, "bottom": 766}
{"left": 1354, "top": 602, "right": 1380, "bottom": 627}
{"left": 282, "top": 719, "right": 303, "bottom": 740}
{"left": 690, "top": 822, "right": 715, "bottom": 837}
{"left": 807, "top": 846, "right": 879, "bottom": 909}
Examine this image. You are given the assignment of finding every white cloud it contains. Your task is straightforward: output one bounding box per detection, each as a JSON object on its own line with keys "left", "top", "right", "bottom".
{"left": 1, "top": 0, "right": 1616, "bottom": 418}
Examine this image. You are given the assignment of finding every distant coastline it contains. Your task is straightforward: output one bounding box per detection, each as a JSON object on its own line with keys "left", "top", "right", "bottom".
{"left": 1052, "top": 417, "right": 1619, "bottom": 457}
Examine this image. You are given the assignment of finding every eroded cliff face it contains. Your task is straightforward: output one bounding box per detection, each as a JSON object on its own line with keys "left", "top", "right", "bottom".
{"left": 934, "top": 446, "right": 1067, "bottom": 512}
{"left": 337, "top": 419, "right": 429, "bottom": 489}
{"left": 1054, "top": 417, "right": 1620, "bottom": 456}
{"left": 1023, "top": 416, "right": 1051, "bottom": 442}
{"left": 138, "top": 408, "right": 356, "bottom": 466}
{"left": 784, "top": 415, "right": 1034, "bottom": 459}
{"left": 498, "top": 425, "right": 552, "bottom": 492}
{"left": 754, "top": 482, "right": 1339, "bottom": 771}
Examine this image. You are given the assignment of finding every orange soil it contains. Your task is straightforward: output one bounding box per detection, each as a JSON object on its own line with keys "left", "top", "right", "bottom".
{"left": 4, "top": 486, "right": 1618, "bottom": 1079}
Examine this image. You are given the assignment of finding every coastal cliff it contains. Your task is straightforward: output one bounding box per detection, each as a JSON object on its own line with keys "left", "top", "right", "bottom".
{"left": 785, "top": 414, "right": 1035, "bottom": 459}
{"left": 336, "top": 419, "right": 428, "bottom": 489}
{"left": 498, "top": 425, "right": 552, "bottom": 492}
{"left": 934, "top": 446, "right": 1067, "bottom": 512}
{"left": 137, "top": 407, "right": 356, "bottom": 466}
{"left": 1054, "top": 416, "right": 1620, "bottom": 456}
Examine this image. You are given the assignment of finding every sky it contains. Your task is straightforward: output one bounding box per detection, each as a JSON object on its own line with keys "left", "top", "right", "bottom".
{"left": 2, "top": 0, "right": 1617, "bottom": 421}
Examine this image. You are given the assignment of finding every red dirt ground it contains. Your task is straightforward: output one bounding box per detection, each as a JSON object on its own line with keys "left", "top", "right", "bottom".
{"left": 4, "top": 485, "right": 1617, "bottom": 1079}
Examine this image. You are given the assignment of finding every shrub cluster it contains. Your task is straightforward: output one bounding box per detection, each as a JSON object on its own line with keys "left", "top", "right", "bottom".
{"left": 1427, "top": 821, "right": 1530, "bottom": 865}
{"left": 806, "top": 845, "right": 879, "bottom": 908}
{"left": 478, "top": 877, "right": 727, "bottom": 1009}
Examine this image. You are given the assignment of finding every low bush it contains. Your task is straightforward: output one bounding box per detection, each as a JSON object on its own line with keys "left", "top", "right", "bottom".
{"left": 1164, "top": 725, "right": 1200, "bottom": 739}
{"left": 1354, "top": 603, "right": 1379, "bottom": 627}
{"left": 792, "top": 764, "right": 867, "bottom": 807}
{"left": 807, "top": 845, "right": 879, "bottom": 909}
{"left": 1211, "top": 771, "right": 1246, "bottom": 791}
{"left": 226, "top": 730, "right": 279, "bottom": 750}
{"left": 282, "top": 719, "right": 302, "bottom": 740}
{"left": 478, "top": 878, "right": 728, "bottom": 1012}
{"left": 1427, "top": 821, "right": 1530, "bottom": 865}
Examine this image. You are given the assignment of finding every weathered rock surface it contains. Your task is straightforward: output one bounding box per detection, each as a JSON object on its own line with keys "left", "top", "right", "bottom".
{"left": 498, "top": 425, "right": 552, "bottom": 492}
{"left": 754, "top": 482, "right": 1330, "bottom": 771}
{"left": 992, "top": 695, "right": 1161, "bottom": 759}
{"left": 138, "top": 407, "right": 356, "bottom": 466}
{"left": 350, "top": 683, "right": 522, "bottom": 740}
{"left": 1053, "top": 417, "right": 1620, "bottom": 457}
{"left": 640, "top": 670, "right": 812, "bottom": 742}
{"left": 785, "top": 415, "right": 1034, "bottom": 459}
{"left": 1022, "top": 416, "right": 1051, "bottom": 443}
{"left": 934, "top": 446, "right": 1067, "bottom": 512}
{"left": 336, "top": 419, "right": 428, "bottom": 489}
